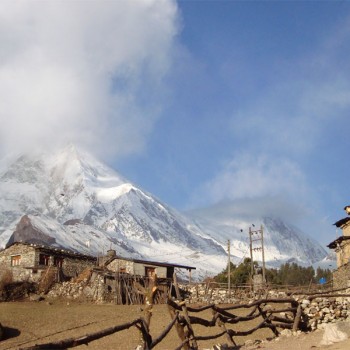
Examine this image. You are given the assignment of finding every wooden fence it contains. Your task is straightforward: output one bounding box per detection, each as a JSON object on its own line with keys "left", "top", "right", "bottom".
{"left": 19, "top": 276, "right": 350, "bottom": 350}
{"left": 103, "top": 272, "right": 171, "bottom": 305}
{"left": 192, "top": 279, "right": 334, "bottom": 294}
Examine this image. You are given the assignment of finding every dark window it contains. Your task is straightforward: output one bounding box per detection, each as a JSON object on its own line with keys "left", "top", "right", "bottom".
{"left": 39, "top": 254, "right": 50, "bottom": 266}
{"left": 145, "top": 266, "right": 156, "bottom": 279}
{"left": 54, "top": 257, "right": 64, "bottom": 267}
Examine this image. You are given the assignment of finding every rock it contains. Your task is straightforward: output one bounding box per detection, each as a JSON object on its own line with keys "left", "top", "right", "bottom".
{"left": 244, "top": 339, "right": 255, "bottom": 346}
{"left": 309, "top": 307, "right": 317, "bottom": 314}
{"left": 83, "top": 286, "right": 93, "bottom": 298}
{"left": 29, "top": 294, "right": 44, "bottom": 302}
{"left": 301, "top": 299, "right": 310, "bottom": 307}
{"left": 280, "top": 329, "right": 292, "bottom": 337}
{"left": 212, "top": 344, "right": 230, "bottom": 350}
{"left": 334, "top": 310, "right": 341, "bottom": 318}
{"left": 320, "top": 323, "right": 348, "bottom": 345}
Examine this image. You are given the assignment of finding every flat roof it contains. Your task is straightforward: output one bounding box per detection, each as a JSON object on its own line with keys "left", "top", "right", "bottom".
{"left": 107, "top": 256, "right": 196, "bottom": 270}
{"left": 6, "top": 241, "right": 96, "bottom": 261}
{"left": 327, "top": 235, "right": 350, "bottom": 249}
{"left": 333, "top": 217, "right": 350, "bottom": 228}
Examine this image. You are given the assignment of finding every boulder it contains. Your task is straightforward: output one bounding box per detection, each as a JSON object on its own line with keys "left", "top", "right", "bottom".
{"left": 320, "top": 323, "right": 348, "bottom": 345}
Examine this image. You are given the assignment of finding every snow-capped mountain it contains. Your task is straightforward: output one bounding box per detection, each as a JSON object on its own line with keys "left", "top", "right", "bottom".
{"left": 0, "top": 145, "right": 329, "bottom": 278}
{"left": 0, "top": 145, "right": 226, "bottom": 278}
{"left": 186, "top": 204, "right": 328, "bottom": 267}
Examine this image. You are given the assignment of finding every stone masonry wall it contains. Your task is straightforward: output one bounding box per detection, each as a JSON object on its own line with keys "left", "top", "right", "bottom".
{"left": 298, "top": 295, "right": 350, "bottom": 330}
{"left": 0, "top": 244, "right": 37, "bottom": 282}
{"left": 48, "top": 271, "right": 106, "bottom": 303}
{"left": 333, "top": 263, "right": 350, "bottom": 289}
{"left": 60, "top": 257, "right": 96, "bottom": 279}
{"left": 107, "top": 259, "right": 134, "bottom": 274}
{"left": 181, "top": 283, "right": 350, "bottom": 331}
{"left": 0, "top": 244, "right": 36, "bottom": 268}
{"left": 0, "top": 244, "right": 96, "bottom": 283}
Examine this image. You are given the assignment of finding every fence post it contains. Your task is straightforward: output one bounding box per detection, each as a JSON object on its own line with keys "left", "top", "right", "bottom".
{"left": 173, "top": 273, "right": 198, "bottom": 350}
{"left": 292, "top": 303, "right": 302, "bottom": 332}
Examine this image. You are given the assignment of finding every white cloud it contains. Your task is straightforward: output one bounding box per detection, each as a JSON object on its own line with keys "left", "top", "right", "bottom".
{"left": 189, "top": 152, "right": 313, "bottom": 223}
{"left": 202, "top": 153, "right": 306, "bottom": 202}
{"left": 0, "top": 0, "right": 179, "bottom": 159}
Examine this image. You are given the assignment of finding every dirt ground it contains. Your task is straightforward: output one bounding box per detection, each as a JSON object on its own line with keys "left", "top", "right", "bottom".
{"left": 0, "top": 300, "right": 350, "bottom": 350}
{"left": 246, "top": 321, "right": 350, "bottom": 350}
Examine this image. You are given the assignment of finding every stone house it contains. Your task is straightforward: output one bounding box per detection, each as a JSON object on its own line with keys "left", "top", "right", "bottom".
{"left": 0, "top": 242, "right": 96, "bottom": 283}
{"left": 103, "top": 249, "right": 196, "bottom": 281}
{"left": 327, "top": 206, "right": 350, "bottom": 288}
{"left": 95, "top": 250, "right": 196, "bottom": 304}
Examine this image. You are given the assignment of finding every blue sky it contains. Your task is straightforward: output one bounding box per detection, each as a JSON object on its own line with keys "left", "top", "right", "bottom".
{"left": 1, "top": 1, "right": 350, "bottom": 245}
{"left": 116, "top": 1, "right": 350, "bottom": 244}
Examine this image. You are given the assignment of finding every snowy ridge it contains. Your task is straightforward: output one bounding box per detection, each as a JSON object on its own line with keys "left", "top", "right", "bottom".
{"left": 187, "top": 207, "right": 328, "bottom": 267}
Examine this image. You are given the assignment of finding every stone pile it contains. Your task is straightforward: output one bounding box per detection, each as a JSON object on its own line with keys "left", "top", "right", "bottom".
{"left": 182, "top": 283, "right": 248, "bottom": 304}
{"left": 47, "top": 274, "right": 106, "bottom": 303}
{"left": 299, "top": 296, "right": 350, "bottom": 330}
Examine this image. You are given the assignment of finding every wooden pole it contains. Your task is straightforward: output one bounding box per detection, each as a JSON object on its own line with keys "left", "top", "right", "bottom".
{"left": 227, "top": 239, "right": 231, "bottom": 298}
{"left": 261, "top": 225, "right": 266, "bottom": 284}
{"left": 249, "top": 227, "right": 254, "bottom": 289}
{"left": 173, "top": 273, "right": 198, "bottom": 350}
{"left": 292, "top": 304, "right": 302, "bottom": 332}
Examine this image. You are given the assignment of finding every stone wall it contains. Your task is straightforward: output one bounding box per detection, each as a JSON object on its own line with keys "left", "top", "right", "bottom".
{"left": 299, "top": 295, "right": 350, "bottom": 330}
{"left": 332, "top": 264, "right": 350, "bottom": 289}
{"left": 181, "top": 283, "right": 350, "bottom": 331}
{"left": 0, "top": 244, "right": 38, "bottom": 282}
{"left": 107, "top": 259, "right": 134, "bottom": 274}
{"left": 106, "top": 259, "right": 168, "bottom": 278}
{"left": 181, "top": 283, "right": 251, "bottom": 304}
{"left": 47, "top": 271, "right": 106, "bottom": 303}
{"left": 334, "top": 239, "right": 350, "bottom": 267}
{"left": 0, "top": 244, "right": 96, "bottom": 283}
{"left": 60, "top": 257, "right": 96, "bottom": 279}
{"left": 342, "top": 221, "right": 350, "bottom": 236}
{"left": 0, "top": 244, "right": 36, "bottom": 268}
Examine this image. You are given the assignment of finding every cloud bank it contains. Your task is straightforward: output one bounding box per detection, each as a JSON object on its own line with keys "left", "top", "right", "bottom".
{"left": 0, "top": 0, "right": 178, "bottom": 159}
{"left": 190, "top": 153, "right": 311, "bottom": 221}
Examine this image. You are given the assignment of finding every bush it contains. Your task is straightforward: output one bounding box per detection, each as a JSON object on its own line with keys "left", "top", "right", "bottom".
{"left": 1, "top": 281, "right": 37, "bottom": 301}
{"left": 0, "top": 264, "right": 13, "bottom": 291}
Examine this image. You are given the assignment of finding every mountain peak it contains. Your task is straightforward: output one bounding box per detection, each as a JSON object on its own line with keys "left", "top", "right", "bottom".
{"left": 56, "top": 143, "right": 81, "bottom": 161}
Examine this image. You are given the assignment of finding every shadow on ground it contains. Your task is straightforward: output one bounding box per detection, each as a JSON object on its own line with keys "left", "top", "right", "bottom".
{"left": 0, "top": 325, "right": 21, "bottom": 341}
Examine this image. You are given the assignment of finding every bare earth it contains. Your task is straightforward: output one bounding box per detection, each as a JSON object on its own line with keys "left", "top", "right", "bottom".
{"left": 0, "top": 301, "right": 350, "bottom": 350}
